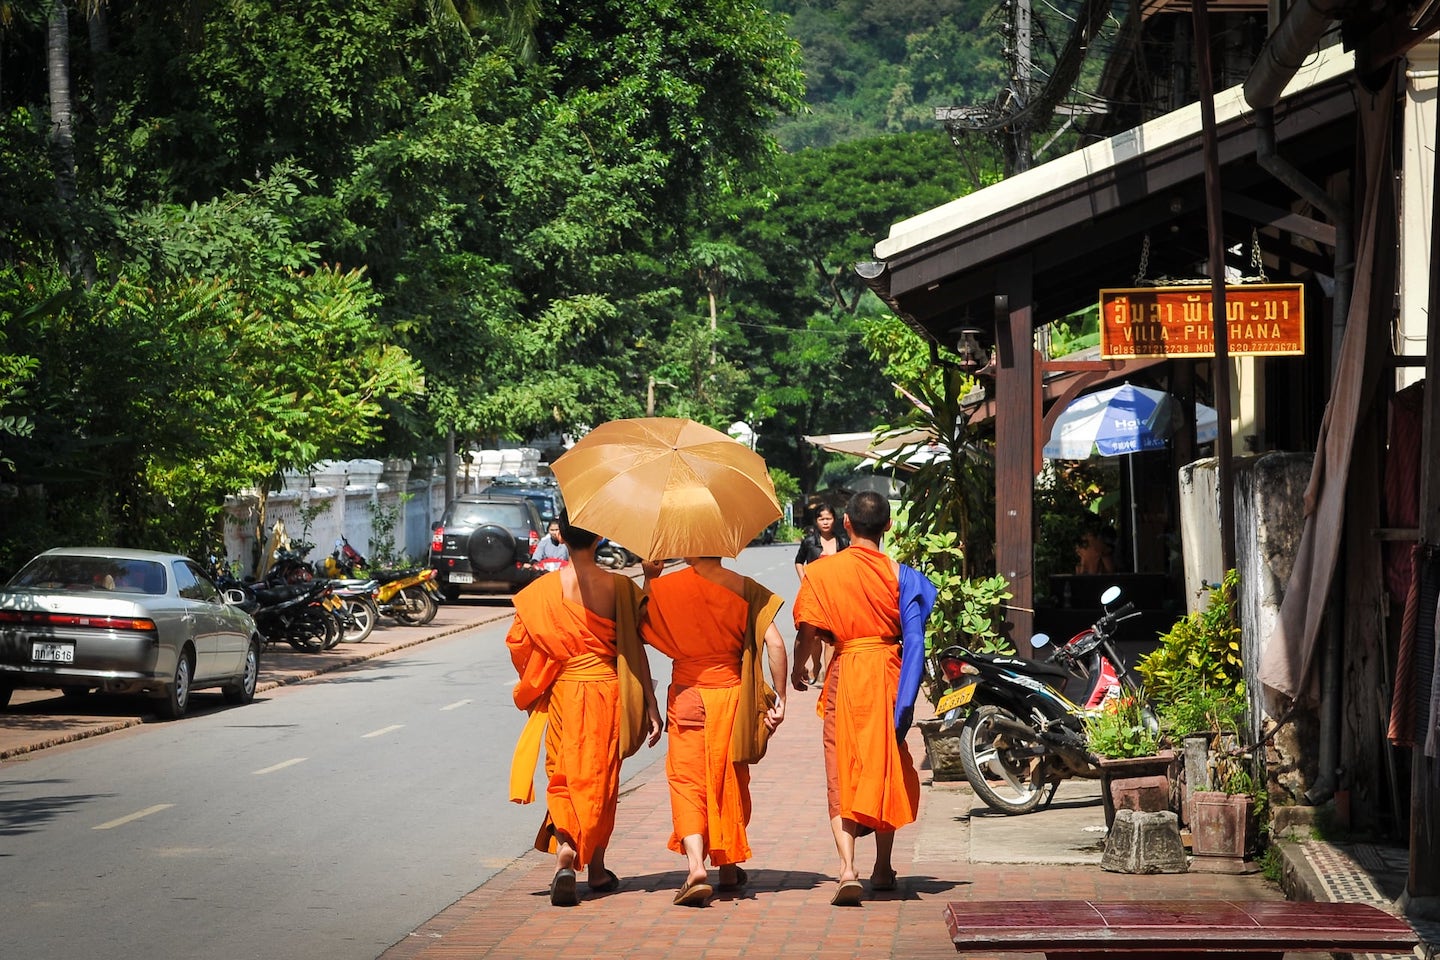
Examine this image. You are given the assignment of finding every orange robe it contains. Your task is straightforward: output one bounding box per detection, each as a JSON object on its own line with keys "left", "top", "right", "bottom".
{"left": 506, "top": 573, "right": 645, "bottom": 870}
{"left": 792, "top": 545, "right": 920, "bottom": 831}
{"left": 642, "top": 569, "right": 777, "bottom": 866}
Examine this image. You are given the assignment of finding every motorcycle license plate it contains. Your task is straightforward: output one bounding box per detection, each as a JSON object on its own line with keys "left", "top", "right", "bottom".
{"left": 448, "top": 573, "right": 473, "bottom": 584}
{"left": 32, "top": 641, "right": 75, "bottom": 663}
{"left": 935, "top": 682, "right": 977, "bottom": 715}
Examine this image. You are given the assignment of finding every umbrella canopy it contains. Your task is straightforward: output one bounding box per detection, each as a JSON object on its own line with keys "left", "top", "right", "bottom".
{"left": 551, "top": 417, "right": 782, "bottom": 560}
{"left": 803, "top": 428, "right": 946, "bottom": 471}
{"left": 1043, "top": 384, "right": 1218, "bottom": 460}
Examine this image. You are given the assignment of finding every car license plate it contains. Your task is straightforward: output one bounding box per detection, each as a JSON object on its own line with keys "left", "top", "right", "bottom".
{"left": 935, "top": 682, "right": 977, "bottom": 715}
{"left": 448, "top": 572, "right": 473, "bottom": 584}
{"left": 32, "top": 641, "right": 76, "bottom": 663}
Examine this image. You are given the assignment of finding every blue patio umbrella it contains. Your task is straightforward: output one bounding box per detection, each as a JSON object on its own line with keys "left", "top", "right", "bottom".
{"left": 1043, "top": 384, "right": 1217, "bottom": 460}
{"left": 1044, "top": 383, "right": 1218, "bottom": 568}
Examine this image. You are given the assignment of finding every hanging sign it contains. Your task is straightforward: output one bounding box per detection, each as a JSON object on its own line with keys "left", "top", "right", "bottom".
{"left": 1098, "top": 283, "right": 1305, "bottom": 359}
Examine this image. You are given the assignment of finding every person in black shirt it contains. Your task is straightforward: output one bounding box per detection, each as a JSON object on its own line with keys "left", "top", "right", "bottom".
{"left": 792, "top": 504, "right": 850, "bottom": 684}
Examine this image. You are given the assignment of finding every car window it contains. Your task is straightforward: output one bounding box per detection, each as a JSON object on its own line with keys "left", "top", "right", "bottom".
{"left": 453, "top": 502, "right": 532, "bottom": 529}
{"left": 173, "top": 560, "right": 221, "bottom": 602}
{"left": 8, "top": 555, "right": 166, "bottom": 593}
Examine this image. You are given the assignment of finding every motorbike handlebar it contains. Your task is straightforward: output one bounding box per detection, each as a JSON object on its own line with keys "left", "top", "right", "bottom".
{"left": 1104, "top": 601, "right": 1137, "bottom": 622}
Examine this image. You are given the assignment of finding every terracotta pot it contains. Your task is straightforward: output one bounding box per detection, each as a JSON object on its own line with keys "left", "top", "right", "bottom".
{"left": 1189, "top": 790, "right": 1254, "bottom": 859}
{"left": 1098, "top": 750, "right": 1177, "bottom": 827}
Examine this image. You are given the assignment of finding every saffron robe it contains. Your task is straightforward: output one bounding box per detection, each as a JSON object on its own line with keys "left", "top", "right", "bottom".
{"left": 506, "top": 573, "right": 647, "bottom": 869}
{"left": 793, "top": 546, "right": 933, "bottom": 831}
{"left": 641, "top": 568, "right": 781, "bottom": 865}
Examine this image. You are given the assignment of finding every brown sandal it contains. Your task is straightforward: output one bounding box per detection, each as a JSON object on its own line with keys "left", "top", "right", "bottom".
{"left": 673, "top": 879, "right": 713, "bottom": 907}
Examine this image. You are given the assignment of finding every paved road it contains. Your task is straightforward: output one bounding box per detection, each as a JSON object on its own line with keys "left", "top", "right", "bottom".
{"left": 0, "top": 548, "right": 794, "bottom": 960}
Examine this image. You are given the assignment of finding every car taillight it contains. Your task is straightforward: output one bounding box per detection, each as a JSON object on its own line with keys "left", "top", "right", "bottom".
{"left": 431, "top": 525, "right": 445, "bottom": 552}
{"left": 0, "top": 610, "right": 157, "bottom": 631}
{"left": 528, "top": 530, "right": 539, "bottom": 556}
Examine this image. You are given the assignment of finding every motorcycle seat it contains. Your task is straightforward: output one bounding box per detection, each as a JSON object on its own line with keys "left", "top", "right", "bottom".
{"left": 982, "top": 654, "right": 1072, "bottom": 682}
{"left": 372, "top": 567, "right": 421, "bottom": 583}
{"left": 252, "top": 583, "right": 313, "bottom": 605}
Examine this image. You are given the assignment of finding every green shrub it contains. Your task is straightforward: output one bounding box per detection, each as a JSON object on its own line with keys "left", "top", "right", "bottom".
{"left": 1084, "top": 695, "right": 1162, "bottom": 758}
{"left": 1137, "top": 569, "right": 1246, "bottom": 739}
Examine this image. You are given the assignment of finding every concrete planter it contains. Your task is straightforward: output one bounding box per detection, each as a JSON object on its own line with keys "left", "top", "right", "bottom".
{"left": 917, "top": 718, "right": 969, "bottom": 782}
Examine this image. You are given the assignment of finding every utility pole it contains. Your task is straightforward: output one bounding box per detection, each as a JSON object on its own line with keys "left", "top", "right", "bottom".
{"left": 1010, "top": 0, "right": 1034, "bottom": 172}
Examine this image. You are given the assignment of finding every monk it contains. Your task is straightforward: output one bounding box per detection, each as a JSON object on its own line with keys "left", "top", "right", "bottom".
{"left": 506, "top": 510, "right": 664, "bottom": 907}
{"left": 790, "top": 491, "right": 937, "bottom": 906}
{"left": 639, "top": 557, "right": 788, "bottom": 907}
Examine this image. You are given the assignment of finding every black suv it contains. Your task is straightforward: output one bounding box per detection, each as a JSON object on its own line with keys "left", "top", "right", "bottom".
{"left": 429, "top": 493, "right": 544, "bottom": 601}
{"left": 479, "top": 476, "right": 565, "bottom": 523}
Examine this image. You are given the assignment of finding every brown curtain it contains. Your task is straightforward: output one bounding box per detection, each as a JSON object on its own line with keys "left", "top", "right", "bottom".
{"left": 1258, "top": 69, "right": 1398, "bottom": 704}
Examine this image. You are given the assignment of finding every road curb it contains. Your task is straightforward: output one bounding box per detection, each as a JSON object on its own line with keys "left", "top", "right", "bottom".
{"left": 1, "top": 605, "right": 514, "bottom": 761}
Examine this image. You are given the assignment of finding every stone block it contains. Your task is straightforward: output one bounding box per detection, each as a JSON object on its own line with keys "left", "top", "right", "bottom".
{"left": 1101, "top": 809, "right": 1189, "bottom": 874}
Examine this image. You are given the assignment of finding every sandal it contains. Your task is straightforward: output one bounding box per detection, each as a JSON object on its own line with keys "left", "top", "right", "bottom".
{"left": 717, "top": 866, "right": 748, "bottom": 891}
{"left": 870, "top": 869, "right": 898, "bottom": 892}
{"left": 588, "top": 868, "right": 621, "bottom": 893}
{"left": 830, "top": 879, "right": 864, "bottom": 906}
{"left": 673, "top": 879, "right": 713, "bottom": 907}
{"left": 550, "top": 868, "right": 578, "bottom": 907}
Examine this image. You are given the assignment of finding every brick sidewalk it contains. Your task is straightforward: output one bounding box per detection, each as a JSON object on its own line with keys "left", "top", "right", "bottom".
{"left": 378, "top": 681, "right": 1279, "bottom": 960}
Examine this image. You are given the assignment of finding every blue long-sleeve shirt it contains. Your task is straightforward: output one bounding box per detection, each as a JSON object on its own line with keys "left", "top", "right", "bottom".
{"left": 894, "top": 564, "right": 938, "bottom": 735}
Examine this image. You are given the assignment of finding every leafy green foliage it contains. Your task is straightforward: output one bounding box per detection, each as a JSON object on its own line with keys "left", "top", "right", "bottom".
{"left": 1084, "top": 695, "right": 1162, "bottom": 758}
{"left": 769, "top": 0, "right": 1005, "bottom": 150}
{"left": 1136, "top": 570, "right": 1247, "bottom": 739}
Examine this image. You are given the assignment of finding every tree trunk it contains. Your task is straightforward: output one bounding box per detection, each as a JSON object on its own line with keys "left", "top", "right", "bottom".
{"left": 46, "top": 0, "right": 96, "bottom": 284}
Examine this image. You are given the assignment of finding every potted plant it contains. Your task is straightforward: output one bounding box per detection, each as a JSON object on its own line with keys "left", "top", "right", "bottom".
{"left": 1135, "top": 570, "right": 1261, "bottom": 866}
{"left": 1084, "top": 694, "right": 1175, "bottom": 827}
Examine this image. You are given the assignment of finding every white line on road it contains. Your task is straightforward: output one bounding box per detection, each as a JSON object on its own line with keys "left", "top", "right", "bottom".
{"left": 440, "top": 699, "right": 472, "bottom": 711}
{"left": 362, "top": 724, "right": 405, "bottom": 738}
{"left": 253, "top": 758, "right": 308, "bottom": 775}
{"left": 94, "top": 803, "right": 174, "bottom": 830}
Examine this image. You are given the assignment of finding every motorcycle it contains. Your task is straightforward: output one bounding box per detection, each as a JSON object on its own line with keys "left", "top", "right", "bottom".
{"left": 932, "top": 584, "right": 1155, "bottom": 815}
{"left": 328, "top": 577, "right": 381, "bottom": 643}
{"left": 316, "top": 538, "right": 382, "bottom": 643}
{"left": 595, "top": 540, "right": 640, "bottom": 570}
{"left": 221, "top": 576, "right": 339, "bottom": 653}
{"left": 372, "top": 566, "right": 441, "bottom": 625}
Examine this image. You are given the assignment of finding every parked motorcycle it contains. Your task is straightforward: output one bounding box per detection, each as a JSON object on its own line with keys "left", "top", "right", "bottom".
{"left": 312, "top": 538, "right": 381, "bottom": 643}
{"left": 932, "top": 585, "right": 1154, "bottom": 815}
{"left": 222, "top": 577, "right": 339, "bottom": 653}
{"left": 372, "top": 566, "right": 441, "bottom": 625}
{"left": 328, "top": 578, "right": 380, "bottom": 643}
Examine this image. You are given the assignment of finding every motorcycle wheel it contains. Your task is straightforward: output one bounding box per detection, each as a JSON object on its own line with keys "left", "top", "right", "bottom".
{"left": 322, "top": 610, "right": 344, "bottom": 649}
{"left": 287, "top": 611, "right": 328, "bottom": 653}
{"left": 392, "top": 586, "right": 438, "bottom": 625}
{"left": 342, "top": 597, "right": 378, "bottom": 643}
{"left": 958, "top": 704, "right": 1058, "bottom": 815}
{"left": 416, "top": 587, "right": 439, "bottom": 625}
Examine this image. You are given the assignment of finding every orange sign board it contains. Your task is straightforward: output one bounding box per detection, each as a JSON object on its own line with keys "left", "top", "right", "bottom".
{"left": 1099, "top": 283, "right": 1305, "bottom": 359}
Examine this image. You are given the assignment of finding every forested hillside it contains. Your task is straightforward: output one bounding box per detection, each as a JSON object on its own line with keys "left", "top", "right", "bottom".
{"left": 0, "top": 1, "right": 1001, "bottom": 568}
{"left": 771, "top": 0, "right": 1006, "bottom": 149}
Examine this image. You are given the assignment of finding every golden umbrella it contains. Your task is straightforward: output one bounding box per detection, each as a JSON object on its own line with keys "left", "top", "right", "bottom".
{"left": 551, "top": 417, "right": 782, "bottom": 560}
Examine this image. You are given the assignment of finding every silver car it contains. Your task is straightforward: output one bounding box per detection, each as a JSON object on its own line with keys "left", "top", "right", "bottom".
{"left": 0, "top": 547, "right": 262, "bottom": 719}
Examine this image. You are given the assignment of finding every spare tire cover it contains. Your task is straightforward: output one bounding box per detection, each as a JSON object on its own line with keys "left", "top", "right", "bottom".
{"left": 469, "top": 523, "right": 517, "bottom": 573}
